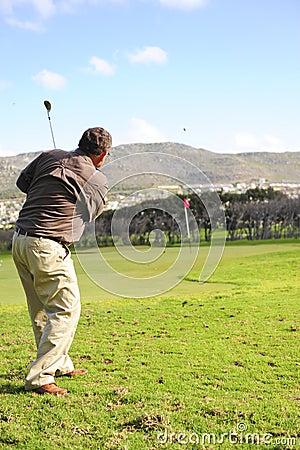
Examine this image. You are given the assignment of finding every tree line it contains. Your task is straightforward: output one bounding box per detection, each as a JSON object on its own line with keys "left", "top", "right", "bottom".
{"left": 219, "top": 187, "right": 300, "bottom": 241}
{"left": 0, "top": 187, "right": 299, "bottom": 251}
{"left": 85, "top": 187, "right": 300, "bottom": 247}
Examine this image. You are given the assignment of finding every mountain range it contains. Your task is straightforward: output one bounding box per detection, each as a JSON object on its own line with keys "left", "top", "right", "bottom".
{"left": 1, "top": 142, "right": 299, "bottom": 198}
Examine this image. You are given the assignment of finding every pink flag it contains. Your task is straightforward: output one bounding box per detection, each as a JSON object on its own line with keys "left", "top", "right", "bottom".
{"left": 184, "top": 198, "right": 190, "bottom": 208}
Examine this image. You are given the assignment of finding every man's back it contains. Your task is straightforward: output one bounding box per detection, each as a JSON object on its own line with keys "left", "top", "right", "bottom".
{"left": 16, "top": 148, "right": 107, "bottom": 243}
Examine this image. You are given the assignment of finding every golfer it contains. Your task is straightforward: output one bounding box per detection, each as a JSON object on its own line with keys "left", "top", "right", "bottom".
{"left": 12, "top": 127, "right": 112, "bottom": 395}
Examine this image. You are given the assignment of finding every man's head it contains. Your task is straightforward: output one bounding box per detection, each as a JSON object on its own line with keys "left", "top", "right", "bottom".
{"left": 78, "top": 127, "right": 112, "bottom": 168}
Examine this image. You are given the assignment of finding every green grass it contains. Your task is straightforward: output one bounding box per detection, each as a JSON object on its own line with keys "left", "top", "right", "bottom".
{"left": 0, "top": 242, "right": 300, "bottom": 449}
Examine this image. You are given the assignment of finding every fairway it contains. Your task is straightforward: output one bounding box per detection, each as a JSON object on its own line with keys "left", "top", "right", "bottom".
{"left": 0, "top": 241, "right": 300, "bottom": 449}
{"left": 0, "top": 241, "right": 298, "bottom": 304}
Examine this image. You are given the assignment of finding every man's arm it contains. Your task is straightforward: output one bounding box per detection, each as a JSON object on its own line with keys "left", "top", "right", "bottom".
{"left": 16, "top": 153, "right": 43, "bottom": 194}
{"left": 77, "top": 171, "right": 108, "bottom": 223}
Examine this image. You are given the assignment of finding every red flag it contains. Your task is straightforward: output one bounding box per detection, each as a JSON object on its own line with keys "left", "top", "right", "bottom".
{"left": 184, "top": 198, "right": 190, "bottom": 208}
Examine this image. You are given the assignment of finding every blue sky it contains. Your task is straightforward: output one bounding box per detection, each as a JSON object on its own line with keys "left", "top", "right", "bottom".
{"left": 0, "top": 0, "right": 299, "bottom": 156}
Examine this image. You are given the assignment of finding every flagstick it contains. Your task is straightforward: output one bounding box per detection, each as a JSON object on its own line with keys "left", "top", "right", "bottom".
{"left": 184, "top": 205, "right": 191, "bottom": 251}
{"left": 184, "top": 206, "right": 190, "bottom": 239}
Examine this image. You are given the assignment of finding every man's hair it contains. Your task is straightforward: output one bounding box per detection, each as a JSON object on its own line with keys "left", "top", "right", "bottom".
{"left": 78, "top": 127, "right": 112, "bottom": 155}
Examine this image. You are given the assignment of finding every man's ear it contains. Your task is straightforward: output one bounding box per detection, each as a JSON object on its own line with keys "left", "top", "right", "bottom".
{"left": 99, "top": 151, "right": 107, "bottom": 162}
{"left": 89, "top": 152, "right": 108, "bottom": 168}
{"left": 89, "top": 154, "right": 101, "bottom": 167}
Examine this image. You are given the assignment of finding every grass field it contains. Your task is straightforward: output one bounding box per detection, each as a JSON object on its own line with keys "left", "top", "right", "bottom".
{"left": 0, "top": 241, "right": 299, "bottom": 449}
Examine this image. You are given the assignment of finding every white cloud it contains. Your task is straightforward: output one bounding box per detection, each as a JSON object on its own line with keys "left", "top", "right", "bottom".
{"left": 0, "top": 0, "right": 55, "bottom": 18}
{"left": 263, "top": 134, "right": 281, "bottom": 147}
{"left": 31, "top": 0, "right": 55, "bottom": 18}
{"left": 32, "top": 69, "right": 67, "bottom": 90}
{"left": 233, "top": 132, "right": 290, "bottom": 153}
{"left": 60, "top": 0, "right": 126, "bottom": 13}
{"left": 88, "top": 56, "right": 116, "bottom": 76}
{"left": 59, "top": 0, "right": 83, "bottom": 14}
{"left": 0, "top": 0, "right": 126, "bottom": 29}
{"left": 127, "top": 46, "right": 168, "bottom": 65}
{"left": 0, "top": 0, "right": 13, "bottom": 15}
{"left": 0, "top": 0, "right": 56, "bottom": 17}
{"left": 123, "top": 117, "right": 167, "bottom": 144}
{"left": 0, "top": 80, "right": 12, "bottom": 90}
{"left": 234, "top": 132, "right": 258, "bottom": 149}
{"left": 3, "top": 0, "right": 120, "bottom": 32}
{"left": 0, "top": 0, "right": 55, "bottom": 30}
{"left": 159, "top": 0, "right": 208, "bottom": 11}
{"left": 5, "top": 16, "right": 44, "bottom": 31}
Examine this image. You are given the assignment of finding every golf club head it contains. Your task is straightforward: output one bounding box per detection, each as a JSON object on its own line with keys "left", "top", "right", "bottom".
{"left": 44, "top": 100, "right": 52, "bottom": 112}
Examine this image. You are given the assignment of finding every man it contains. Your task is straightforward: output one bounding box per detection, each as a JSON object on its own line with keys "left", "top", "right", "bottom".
{"left": 12, "top": 127, "right": 112, "bottom": 395}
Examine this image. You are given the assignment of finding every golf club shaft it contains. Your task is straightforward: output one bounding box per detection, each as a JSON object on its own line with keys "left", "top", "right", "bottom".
{"left": 44, "top": 100, "right": 56, "bottom": 149}
{"left": 47, "top": 111, "right": 56, "bottom": 149}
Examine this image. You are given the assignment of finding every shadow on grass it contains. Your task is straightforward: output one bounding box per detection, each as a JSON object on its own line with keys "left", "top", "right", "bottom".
{"left": 0, "top": 382, "right": 24, "bottom": 394}
{"left": 0, "top": 371, "right": 25, "bottom": 394}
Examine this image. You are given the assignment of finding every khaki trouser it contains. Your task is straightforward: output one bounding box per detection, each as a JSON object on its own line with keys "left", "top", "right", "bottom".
{"left": 12, "top": 233, "right": 81, "bottom": 390}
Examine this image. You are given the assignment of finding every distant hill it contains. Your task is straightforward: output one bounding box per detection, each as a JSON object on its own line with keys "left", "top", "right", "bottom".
{"left": 0, "top": 143, "right": 299, "bottom": 197}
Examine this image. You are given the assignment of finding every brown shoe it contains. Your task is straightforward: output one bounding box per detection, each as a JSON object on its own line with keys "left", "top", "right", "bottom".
{"left": 34, "top": 383, "right": 67, "bottom": 395}
{"left": 61, "top": 369, "right": 88, "bottom": 377}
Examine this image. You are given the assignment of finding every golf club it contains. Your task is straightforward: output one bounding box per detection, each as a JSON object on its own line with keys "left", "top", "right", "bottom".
{"left": 44, "top": 100, "right": 56, "bottom": 149}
